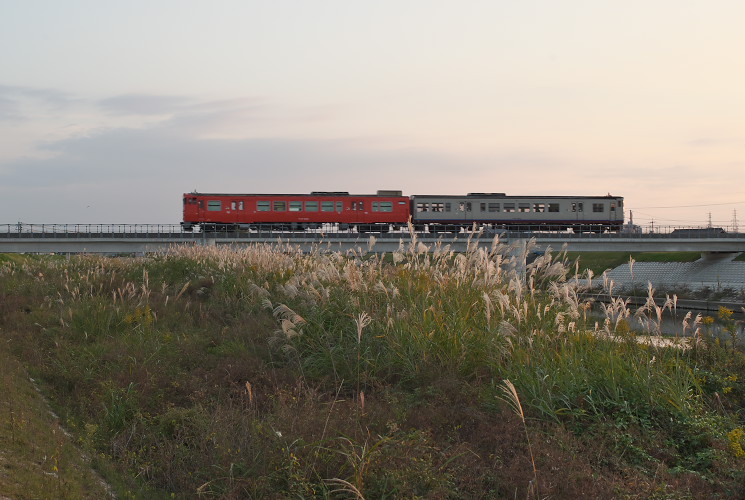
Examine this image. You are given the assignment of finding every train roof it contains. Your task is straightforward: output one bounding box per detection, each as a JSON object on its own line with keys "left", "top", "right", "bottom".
{"left": 411, "top": 194, "right": 623, "bottom": 199}
{"left": 185, "top": 192, "right": 622, "bottom": 200}
{"left": 185, "top": 190, "right": 406, "bottom": 197}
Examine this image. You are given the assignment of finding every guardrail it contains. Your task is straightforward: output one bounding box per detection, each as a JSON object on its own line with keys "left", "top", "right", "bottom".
{"left": 0, "top": 224, "right": 186, "bottom": 237}
{"left": 0, "top": 223, "right": 743, "bottom": 255}
{"left": 1, "top": 223, "right": 743, "bottom": 239}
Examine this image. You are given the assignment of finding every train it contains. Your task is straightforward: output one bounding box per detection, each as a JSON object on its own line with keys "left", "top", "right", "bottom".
{"left": 182, "top": 190, "right": 624, "bottom": 233}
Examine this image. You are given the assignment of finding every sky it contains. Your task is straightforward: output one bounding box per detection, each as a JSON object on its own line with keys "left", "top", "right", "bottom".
{"left": 1, "top": 1, "right": 744, "bottom": 228}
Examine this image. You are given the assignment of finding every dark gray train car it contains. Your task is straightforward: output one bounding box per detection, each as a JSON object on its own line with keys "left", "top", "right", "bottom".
{"left": 410, "top": 193, "right": 624, "bottom": 232}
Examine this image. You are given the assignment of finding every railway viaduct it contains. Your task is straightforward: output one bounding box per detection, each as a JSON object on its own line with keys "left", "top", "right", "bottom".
{"left": 1, "top": 224, "right": 744, "bottom": 256}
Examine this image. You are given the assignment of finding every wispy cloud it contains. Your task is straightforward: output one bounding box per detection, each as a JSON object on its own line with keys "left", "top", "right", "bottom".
{"left": 0, "top": 92, "right": 484, "bottom": 222}
{"left": 0, "top": 94, "right": 19, "bottom": 121}
{"left": 0, "top": 85, "right": 76, "bottom": 122}
{"left": 2, "top": 88, "right": 735, "bottom": 225}
{"left": 0, "top": 84, "right": 74, "bottom": 105}
{"left": 98, "top": 94, "right": 195, "bottom": 116}
{"left": 686, "top": 137, "right": 745, "bottom": 148}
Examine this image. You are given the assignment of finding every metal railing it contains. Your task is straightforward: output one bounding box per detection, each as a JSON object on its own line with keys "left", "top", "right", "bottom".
{"left": 0, "top": 224, "right": 186, "bottom": 238}
{"left": 0, "top": 223, "right": 743, "bottom": 240}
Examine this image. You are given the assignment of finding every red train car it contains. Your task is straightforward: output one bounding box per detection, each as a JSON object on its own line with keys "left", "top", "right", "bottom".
{"left": 182, "top": 190, "right": 410, "bottom": 232}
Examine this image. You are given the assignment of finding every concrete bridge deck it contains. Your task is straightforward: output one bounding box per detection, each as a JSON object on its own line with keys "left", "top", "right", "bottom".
{"left": 1, "top": 223, "right": 744, "bottom": 255}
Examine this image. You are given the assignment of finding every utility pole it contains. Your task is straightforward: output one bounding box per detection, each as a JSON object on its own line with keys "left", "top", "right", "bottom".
{"left": 733, "top": 209, "right": 739, "bottom": 233}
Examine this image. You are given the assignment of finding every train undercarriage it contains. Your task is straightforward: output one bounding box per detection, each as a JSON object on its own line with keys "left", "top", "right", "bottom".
{"left": 182, "top": 221, "right": 622, "bottom": 234}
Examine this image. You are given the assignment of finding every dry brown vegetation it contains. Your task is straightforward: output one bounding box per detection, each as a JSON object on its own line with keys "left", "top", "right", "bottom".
{"left": 0, "top": 239, "right": 744, "bottom": 499}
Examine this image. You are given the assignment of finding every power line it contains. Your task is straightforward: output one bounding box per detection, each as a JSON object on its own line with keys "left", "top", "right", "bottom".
{"left": 630, "top": 211, "right": 731, "bottom": 225}
{"left": 634, "top": 200, "right": 745, "bottom": 209}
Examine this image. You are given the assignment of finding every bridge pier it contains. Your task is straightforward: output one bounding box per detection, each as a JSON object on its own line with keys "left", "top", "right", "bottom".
{"left": 699, "top": 251, "right": 742, "bottom": 262}
{"left": 199, "top": 237, "right": 217, "bottom": 248}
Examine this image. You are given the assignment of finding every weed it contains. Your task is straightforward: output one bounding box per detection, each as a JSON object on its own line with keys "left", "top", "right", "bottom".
{"left": 1, "top": 242, "right": 744, "bottom": 498}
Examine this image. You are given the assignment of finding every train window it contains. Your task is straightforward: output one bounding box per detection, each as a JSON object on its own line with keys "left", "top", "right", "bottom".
{"left": 273, "top": 201, "right": 286, "bottom": 211}
{"left": 372, "top": 202, "right": 378, "bottom": 212}
{"left": 519, "top": 203, "right": 530, "bottom": 212}
{"left": 290, "top": 201, "right": 302, "bottom": 212}
{"left": 306, "top": 201, "right": 318, "bottom": 211}
{"left": 480, "top": 203, "right": 486, "bottom": 212}
{"left": 533, "top": 203, "right": 545, "bottom": 212}
{"left": 459, "top": 202, "right": 472, "bottom": 212}
{"left": 548, "top": 203, "right": 559, "bottom": 212}
{"left": 488, "top": 203, "right": 500, "bottom": 212}
{"left": 503, "top": 203, "right": 515, "bottom": 213}
{"left": 257, "top": 201, "right": 270, "bottom": 211}
{"left": 207, "top": 200, "right": 222, "bottom": 211}
{"left": 336, "top": 201, "right": 343, "bottom": 212}
{"left": 321, "top": 201, "right": 334, "bottom": 212}
{"left": 444, "top": 203, "right": 451, "bottom": 212}
{"left": 379, "top": 202, "right": 393, "bottom": 212}
{"left": 571, "top": 202, "right": 584, "bottom": 212}
{"left": 352, "top": 201, "right": 365, "bottom": 211}
{"left": 231, "top": 201, "right": 236, "bottom": 210}
{"left": 592, "top": 203, "right": 604, "bottom": 213}
{"left": 431, "top": 202, "right": 444, "bottom": 212}
{"left": 198, "top": 200, "right": 204, "bottom": 209}
{"left": 416, "top": 203, "right": 429, "bottom": 212}
{"left": 610, "top": 202, "right": 616, "bottom": 212}
{"left": 239, "top": 201, "right": 244, "bottom": 210}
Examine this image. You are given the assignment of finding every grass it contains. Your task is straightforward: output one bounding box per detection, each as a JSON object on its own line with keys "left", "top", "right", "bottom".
{"left": 0, "top": 241, "right": 744, "bottom": 498}
{"left": 0, "top": 347, "right": 112, "bottom": 499}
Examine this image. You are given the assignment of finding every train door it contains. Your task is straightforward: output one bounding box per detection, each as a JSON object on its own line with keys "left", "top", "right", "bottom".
{"left": 196, "top": 198, "right": 205, "bottom": 220}
{"left": 182, "top": 195, "right": 201, "bottom": 229}
{"left": 571, "top": 200, "right": 585, "bottom": 221}
{"left": 351, "top": 199, "right": 368, "bottom": 223}
{"left": 610, "top": 199, "right": 621, "bottom": 222}
{"left": 227, "top": 199, "right": 244, "bottom": 223}
{"left": 458, "top": 200, "right": 472, "bottom": 223}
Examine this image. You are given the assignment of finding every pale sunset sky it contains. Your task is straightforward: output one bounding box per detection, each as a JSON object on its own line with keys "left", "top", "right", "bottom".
{"left": 1, "top": 1, "right": 744, "bottom": 227}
